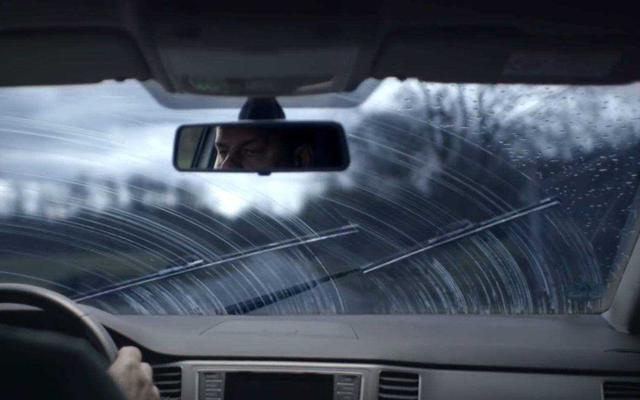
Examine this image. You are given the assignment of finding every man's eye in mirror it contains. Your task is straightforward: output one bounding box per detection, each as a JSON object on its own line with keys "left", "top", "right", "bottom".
{"left": 174, "top": 121, "right": 349, "bottom": 174}
{"left": 242, "top": 148, "right": 262, "bottom": 157}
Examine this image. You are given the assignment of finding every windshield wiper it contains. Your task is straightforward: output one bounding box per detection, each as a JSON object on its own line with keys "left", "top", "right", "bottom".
{"left": 361, "top": 197, "right": 560, "bottom": 273}
{"left": 224, "top": 268, "right": 352, "bottom": 315}
{"left": 224, "top": 268, "right": 356, "bottom": 314}
{"left": 73, "top": 223, "right": 359, "bottom": 302}
{"left": 76, "top": 198, "right": 558, "bottom": 308}
{"left": 225, "top": 198, "right": 561, "bottom": 314}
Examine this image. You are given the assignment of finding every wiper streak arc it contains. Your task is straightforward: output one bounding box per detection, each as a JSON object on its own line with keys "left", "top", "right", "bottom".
{"left": 361, "top": 198, "right": 560, "bottom": 274}
{"left": 73, "top": 223, "right": 359, "bottom": 302}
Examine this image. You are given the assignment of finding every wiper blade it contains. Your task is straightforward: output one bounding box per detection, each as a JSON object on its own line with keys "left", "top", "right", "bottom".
{"left": 73, "top": 223, "right": 359, "bottom": 302}
{"left": 221, "top": 198, "right": 561, "bottom": 314}
{"left": 361, "top": 197, "right": 560, "bottom": 274}
{"left": 76, "top": 199, "right": 558, "bottom": 310}
{"left": 224, "top": 198, "right": 561, "bottom": 314}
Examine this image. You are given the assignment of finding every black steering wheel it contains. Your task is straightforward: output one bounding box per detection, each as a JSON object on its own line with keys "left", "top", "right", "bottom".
{"left": 0, "top": 283, "right": 118, "bottom": 363}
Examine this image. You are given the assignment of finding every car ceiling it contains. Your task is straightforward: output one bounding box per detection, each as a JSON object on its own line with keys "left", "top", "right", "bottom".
{"left": 0, "top": 0, "right": 639, "bottom": 97}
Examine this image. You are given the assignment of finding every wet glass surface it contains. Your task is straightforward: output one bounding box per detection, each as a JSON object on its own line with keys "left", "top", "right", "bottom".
{"left": 0, "top": 78, "right": 639, "bottom": 315}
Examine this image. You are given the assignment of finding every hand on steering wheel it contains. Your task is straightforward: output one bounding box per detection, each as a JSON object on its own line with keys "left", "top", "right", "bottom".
{"left": 0, "top": 283, "right": 161, "bottom": 400}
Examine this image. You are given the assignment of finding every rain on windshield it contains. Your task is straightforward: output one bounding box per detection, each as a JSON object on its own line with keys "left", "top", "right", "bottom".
{"left": 0, "top": 78, "right": 639, "bottom": 315}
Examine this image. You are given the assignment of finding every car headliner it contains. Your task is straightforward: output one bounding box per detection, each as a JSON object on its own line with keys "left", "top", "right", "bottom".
{"left": 0, "top": 0, "right": 639, "bottom": 96}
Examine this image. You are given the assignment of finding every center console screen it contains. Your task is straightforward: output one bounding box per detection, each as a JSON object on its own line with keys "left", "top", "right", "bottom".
{"left": 224, "top": 372, "right": 334, "bottom": 400}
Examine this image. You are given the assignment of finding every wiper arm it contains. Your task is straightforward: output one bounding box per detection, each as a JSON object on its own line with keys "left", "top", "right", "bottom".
{"left": 73, "top": 223, "right": 359, "bottom": 302}
{"left": 225, "top": 268, "right": 356, "bottom": 315}
{"left": 226, "top": 198, "right": 561, "bottom": 314}
{"left": 361, "top": 197, "right": 560, "bottom": 273}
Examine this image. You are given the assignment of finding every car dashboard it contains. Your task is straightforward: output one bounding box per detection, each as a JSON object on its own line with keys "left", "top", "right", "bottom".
{"left": 105, "top": 311, "right": 640, "bottom": 400}
{"left": 3, "top": 305, "right": 640, "bottom": 400}
{"left": 152, "top": 359, "right": 632, "bottom": 400}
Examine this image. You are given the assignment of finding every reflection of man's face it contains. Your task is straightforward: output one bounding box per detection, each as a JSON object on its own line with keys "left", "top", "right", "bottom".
{"left": 214, "top": 127, "right": 285, "bottom": 170}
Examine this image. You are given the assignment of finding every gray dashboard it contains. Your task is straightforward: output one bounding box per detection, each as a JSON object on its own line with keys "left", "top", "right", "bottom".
{"left": 87, "top": 310, "right": 640, "bottom": 399}
{"left": 3, "top": 303, "right": 640, "bottom": 399}
{"left": 94, "top": 310, "right": 640, "bottom": 374}
{"left": 153, "top": 360, "right": 637, "bottom": 400}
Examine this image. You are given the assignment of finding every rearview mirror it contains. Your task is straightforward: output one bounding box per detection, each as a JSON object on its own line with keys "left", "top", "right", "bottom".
{"left": 174, "top": 121, "right": 349, "bottom": 174}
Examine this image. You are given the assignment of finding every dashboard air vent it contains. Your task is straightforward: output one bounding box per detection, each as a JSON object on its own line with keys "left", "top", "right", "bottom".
{"left": 153, "top": 365, "right": 182, "bottom": 400}
{"left": 378, "top": 371, "right": 420, "bottom": 400}
{"left": 603, "top": 381, "right": 640, "bottom": 399}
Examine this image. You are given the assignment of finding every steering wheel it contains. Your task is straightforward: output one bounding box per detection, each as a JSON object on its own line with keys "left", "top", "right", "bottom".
{"left": 0, "top": 283, "right": 118, "bottom": 363}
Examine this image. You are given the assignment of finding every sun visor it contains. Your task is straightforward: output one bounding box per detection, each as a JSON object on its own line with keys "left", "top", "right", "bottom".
{"left": 0, "top": 31, "right": 150, "bottom": 87}
{"left": 372, "top": 28, "right": 640, "bottom": 84}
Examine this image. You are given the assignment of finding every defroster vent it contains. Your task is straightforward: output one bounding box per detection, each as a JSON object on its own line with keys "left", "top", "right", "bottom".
{"left": 153, "top": 365, "right": 182, "bottom": 400}
{"left": 603, "top": 381, "right": 640, "bottom": 399}
{"left": 378, "top": 371, "right": 420, "bottom": 400}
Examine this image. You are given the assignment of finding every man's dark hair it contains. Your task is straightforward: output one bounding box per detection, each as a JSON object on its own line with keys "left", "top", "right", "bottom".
{"left": 239, "top": 98, "right": 286, "bottom": 120}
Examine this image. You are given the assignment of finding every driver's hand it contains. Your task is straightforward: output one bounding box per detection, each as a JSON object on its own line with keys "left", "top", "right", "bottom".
{"left": 108, "top": 346, "right": 160, "bottom": 400}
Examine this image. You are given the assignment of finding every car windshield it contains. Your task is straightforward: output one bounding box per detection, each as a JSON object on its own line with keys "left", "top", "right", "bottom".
{"left": 1, "top": 78, "right": 639, "bottom": 315}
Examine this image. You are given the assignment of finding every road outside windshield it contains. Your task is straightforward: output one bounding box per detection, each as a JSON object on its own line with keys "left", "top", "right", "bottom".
{"left": 1, "top": 78, "right": 639, "bottom": 315}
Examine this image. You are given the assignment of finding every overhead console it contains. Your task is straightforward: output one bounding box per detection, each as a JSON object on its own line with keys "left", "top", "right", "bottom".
{"left": 1, "top": 0, "right": 640, "bottom": 95}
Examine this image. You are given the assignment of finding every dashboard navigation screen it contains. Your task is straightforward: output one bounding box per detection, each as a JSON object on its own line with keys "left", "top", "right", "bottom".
{"left": 225, "top": 372, "right": 334, "bottom": 400}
